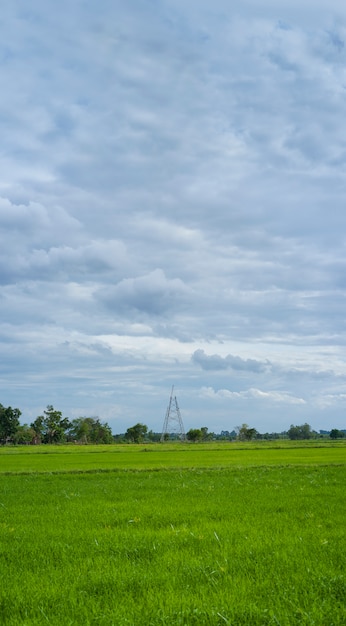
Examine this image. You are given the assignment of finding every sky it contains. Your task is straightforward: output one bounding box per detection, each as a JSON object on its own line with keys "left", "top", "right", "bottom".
{"left": 1, "top": 0, "right": 346, "bottom": 435}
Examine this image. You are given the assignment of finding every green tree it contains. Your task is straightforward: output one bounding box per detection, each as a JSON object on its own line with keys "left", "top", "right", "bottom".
{"left": 201, "top": 426, "right": 213, "bottom": 441}
{"left": 148, "top": 430, "right": 161, "bottom": 442}
{"left": 68, "top": 417, "right": 89, "bottom": 443}
{"left": 68, "top": 417, "right": 113, "bottom": 444}
{"left": 237, "top": 423, "right": 258, "bottom": 441}
{"left": 88, "top": 418, "right": 113, "bottom": 444}
{"left": 0, "top": 404, "right": 21, "bottom": 444}
{"left": 186, "top": 428, "right": 203, "bottom": 442}
{"left": 125, "top": 423, "right": 148, "bottom": 443}
{"left": 287, "top": 423, "right": 312, "bottom": 440}
{"left": 330, "top": 428, "right": 345, "bottom": 439}
{"left": 31, "top": 414, "right": 45, "bottom": 444}
{"left": 31, "top": 406, "right": 70, "bottom": 444}
{"left": 13, "top": 424, "right": 36, "bottom": 445}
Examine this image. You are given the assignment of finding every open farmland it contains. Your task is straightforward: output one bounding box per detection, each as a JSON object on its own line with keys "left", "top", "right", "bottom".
{"left": 0, "top": 440, "right": 346, "bottom": 474}
{"left": 0, "top": 443, "right": 345, "bottom": 625}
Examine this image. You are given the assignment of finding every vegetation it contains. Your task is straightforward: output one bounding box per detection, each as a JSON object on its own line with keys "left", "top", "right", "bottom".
{"left": 1, "top": 441, "right": 346, "bottom": 474}
{"left": 236, "top": 422, "right": 258, "bottom": 441}
{"left": 0, "top": 444, "right": 345, "bottom": 625}
{"left": 31, "top": 405, "right": 71, "bottom": 444}
{"left": 287, "top": 423, "right": 314, "bottom": 440}
{"left": 0, "top": 404, "right": 113, "bottom": 445}
{"left": 69, "top": 417, "right": 113, "bottom": 444}
{"left": 0, "top": 404, "right": 21, "bottom": 444}
{"left": 186, "top": 426, "right": 211, "bottom": 442}
{"left": 0, "top": 402, "right": 345, "bottom": 446}
{"left": 330, "top": 428, "right": 346, "bottom": 439}
{"left": 125, "top": 422, "right": 148, "bottom": 443}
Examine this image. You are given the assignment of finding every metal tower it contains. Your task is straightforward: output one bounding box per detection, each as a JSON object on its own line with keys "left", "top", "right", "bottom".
{"left": 160, "top": 386, "right": 186, "bottom": 442}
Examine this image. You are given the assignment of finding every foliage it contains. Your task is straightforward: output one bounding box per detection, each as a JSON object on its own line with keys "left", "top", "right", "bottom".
{"left": 187, "top": 426, "right": 212, "bottom": 442}
{"left": 125, "top": 422, "right": 148, "bottom": 443}
{"left": 68, "top": 417, "right": 113, "bottom": 444}
{"left": 12, "top": 424, "right": 36, "bottom": 445}
{"left": 287, "top": 423, "right": 313, "bottom": 440}
{"left": 237, "top": 423, "right": 258, "bottom": 441}
{"left": 186, "top": 428, "right": 203, "bottom": 441}
{"left": 148, "top": 429, "right": 162, "bottom": 442}
{"left": 0, "top": 404, "right": 21, "bottom": 444}
{"left": 201, "top": 426, "right": 213, "bottom": 441}
{"left": 31, "top": 405, "right": 70, "bottom": 444}
{"left": 330, "top": 428, "right": 345, "bottom": 439}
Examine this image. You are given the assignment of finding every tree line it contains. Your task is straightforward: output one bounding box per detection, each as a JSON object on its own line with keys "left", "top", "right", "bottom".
{"left": 0, "top": 403, "right": 345, "bottom": 445}
{"left": 0, "top": 404, "right": 113, "bottom": 445}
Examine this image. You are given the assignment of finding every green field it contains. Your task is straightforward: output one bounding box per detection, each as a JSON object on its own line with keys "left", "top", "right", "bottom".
{"left": 0, "top": 443, "right": 345, "bottom": 625}
{"left": 1, "top": 440, "right": 346, "bottom": 474}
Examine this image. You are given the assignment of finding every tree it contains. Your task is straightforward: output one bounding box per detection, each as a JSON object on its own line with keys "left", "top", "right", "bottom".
{"left": 287, "top": 423, "right": 312, "bottom": 440}
{"left": 68, "top": 417, "right": 113, "bottom": 444}
{"left": 31, "top": 414, "right": 45, "bottom": 444}
{"left": 186, "top": 426, "right": 212, "bottom": 442}
{"left": 0, "top": 404, "right": 21, "bottom": 444}
{"left": 87, "top": 418, "right": 113, "bottom": 444}
{"left": 125, "top": 423, "right": 148, "bottom": 443}
{"left": 13, "top": 424, "right": 36, "bottom": 445}
{"left": 31, "top": 405, "right": 70, "bottom": 444}
{"left": 330, "top": 428, "right": 345, "bottom": 440}
{"left": 148, "top": 430, "right": 161, "bottom": 442}
{"left": 237, "top": 423, "right": 258, "bottom": 441}
{"left": 201, "top": 426, "right": 213, "bottom": 441}
{"left": 186, "top": 428, "right": 203, "bottom": 442}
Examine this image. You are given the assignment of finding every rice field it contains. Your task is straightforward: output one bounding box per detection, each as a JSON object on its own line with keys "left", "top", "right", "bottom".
{"left": 0, "top": 442, "right": 345, "bottom": 625}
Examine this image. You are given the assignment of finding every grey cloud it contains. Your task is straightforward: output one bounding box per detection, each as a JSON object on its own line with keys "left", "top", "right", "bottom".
{"left": 192, "top": 349, "right": 270, "bottom": 372}
{"left": 27, "top": 240, "right": 128, "bottom": 280}
{"left": 99, "top": 269, "right": 188, "bottom": 316}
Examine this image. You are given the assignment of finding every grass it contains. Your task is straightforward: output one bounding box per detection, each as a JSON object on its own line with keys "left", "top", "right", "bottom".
{"left": 0, "top": 440, "right": 345, "bottom": 474}
{"left": 0, "top": 442, "right": 345, "bottom": 625}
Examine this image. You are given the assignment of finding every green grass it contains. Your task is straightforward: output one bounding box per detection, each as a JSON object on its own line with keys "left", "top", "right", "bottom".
{"left": 0, "top": 443, "right": 345, "bottom": 625}
{"left": 0, "top": 440, "right": 345, "bottom": 474}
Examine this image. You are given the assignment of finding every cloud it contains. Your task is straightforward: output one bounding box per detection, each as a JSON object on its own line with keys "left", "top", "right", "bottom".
{"left": 1, "top": 1, "right": 346, "bottom": 432}
{"left": 201, "top": 386, "right": 306, "bottom": 405}
{"left": 99, "top": 269, "right": 189, "bottom": 316}
{"left": 192, "top": 349, "right": 270, "bottom": 373}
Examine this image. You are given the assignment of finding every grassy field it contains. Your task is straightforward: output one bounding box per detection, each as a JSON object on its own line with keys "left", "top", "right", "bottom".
{"left": 0, "top": 442, "right": 345, "bottom": 625}
{"left": 0, "top": 440, "right": 346, "bottom": 474}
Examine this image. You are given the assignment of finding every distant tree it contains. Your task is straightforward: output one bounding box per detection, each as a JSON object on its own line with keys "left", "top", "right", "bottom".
{"left": 287, "top": 423, "right": 313, "bottom": 440}
{"left": 68, "top": 417, "right": 89, "bottom": 443}
{"left": 31, "top": 405, "right": 70, "bottom": 444}
{"left": 30, "top": 414, "right": 45, "bottom": 444}
{"left": 148, "top": 430, "right": 161, "bottom": 442}
{"left": 237, "top": 423, "right": 258, "bottom": 441}
{"left": 0, "top": 404, "right": 21, "bottom": 444}
{"left": 125, "top": 423, "right": 148, "bottom": 443}
{"left": 88, "top": 418, "right": 113, "bottom": 444}
{"left": 186, "top": 428, "right": 203, "bottom": 442}
{"left": 68, "top": 417, "right": 113, "bottom": 444}
{"left": 330, "top": 428, "right": 345, "bottom": 440}
{"left": 201, "top": 426, "right": 213, "bottom": 441}
{"left": 13, "top": 424, "right": 36, "bottom": 445}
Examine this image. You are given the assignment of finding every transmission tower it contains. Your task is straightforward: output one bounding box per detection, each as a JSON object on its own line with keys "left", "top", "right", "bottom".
{"left": 160, "top": 386, "right": 186, "bottom": 442}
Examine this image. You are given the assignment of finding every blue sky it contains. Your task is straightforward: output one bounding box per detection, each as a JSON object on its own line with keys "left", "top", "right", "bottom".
{"left": 1, "top": 0, "right": 346, "bottom": 434}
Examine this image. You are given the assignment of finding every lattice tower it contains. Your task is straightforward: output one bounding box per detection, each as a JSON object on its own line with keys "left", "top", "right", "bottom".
{"left": 160, "top": 386, "right": 186, "bottom": 442}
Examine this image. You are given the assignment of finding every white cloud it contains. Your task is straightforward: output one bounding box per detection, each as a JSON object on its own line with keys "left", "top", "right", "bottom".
{"left": 200, "top": 386, "right": 306, "bottom": 405}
